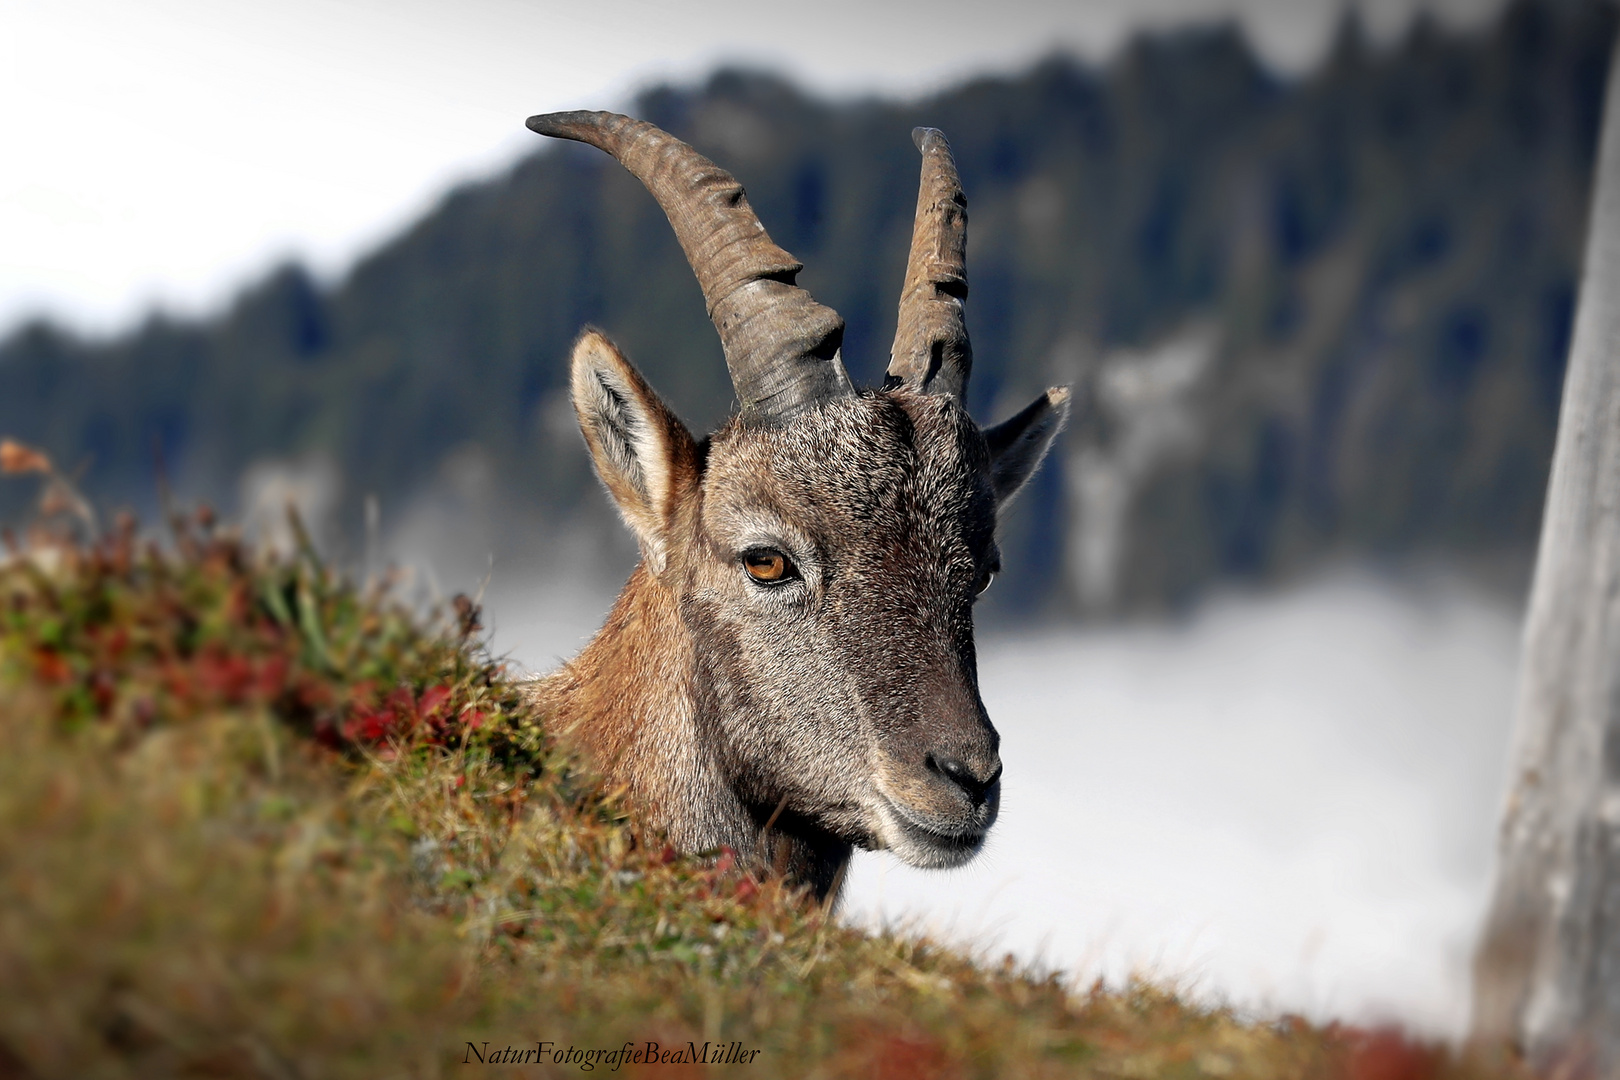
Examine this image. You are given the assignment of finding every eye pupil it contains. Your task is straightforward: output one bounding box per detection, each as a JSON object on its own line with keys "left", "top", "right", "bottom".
{"left": 976, "top": 570, "right": 995, "bottom": 596}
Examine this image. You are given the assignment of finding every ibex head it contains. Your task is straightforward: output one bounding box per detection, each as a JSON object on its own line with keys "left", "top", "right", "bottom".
{"left": 527, "top": 111, "right": 1068, "bottom": 896}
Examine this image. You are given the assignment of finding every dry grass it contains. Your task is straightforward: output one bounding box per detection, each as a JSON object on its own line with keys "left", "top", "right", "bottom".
{"left": 0, "top": 461, "right": 1533, "bottom": 1077}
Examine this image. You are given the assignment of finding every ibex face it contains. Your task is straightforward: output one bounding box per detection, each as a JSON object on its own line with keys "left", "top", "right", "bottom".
{"left": 530, "top": 111, "right": 1068, "bottom": 897}
{"left": 690, "top": 389, "right": 1003, "bottom": 869}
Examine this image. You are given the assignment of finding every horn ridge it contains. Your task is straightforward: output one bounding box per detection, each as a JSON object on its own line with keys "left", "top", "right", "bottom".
{"left": 528, "top": 110, "right": 851, "bottom": 424}
{"left": 887, "top": 125, "right": 972, "bottom": 399}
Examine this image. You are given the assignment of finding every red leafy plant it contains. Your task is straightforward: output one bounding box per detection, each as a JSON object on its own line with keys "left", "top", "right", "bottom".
{"left": 0, "top": 437, "right": 532, "bottom": 767}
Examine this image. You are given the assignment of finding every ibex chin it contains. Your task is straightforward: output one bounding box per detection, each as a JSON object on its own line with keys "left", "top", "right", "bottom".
{"left": 523, "top": 111, "right": 1069, "bottom": 901}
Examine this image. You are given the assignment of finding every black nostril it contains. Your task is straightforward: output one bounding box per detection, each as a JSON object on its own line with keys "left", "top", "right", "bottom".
{"left": 926, "top": 753, "right": 1002, "bottom": 807}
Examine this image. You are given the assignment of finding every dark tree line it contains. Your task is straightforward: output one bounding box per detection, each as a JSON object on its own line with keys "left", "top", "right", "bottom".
{"left": 1, "top": 0, "right": 1613, "bottom": 614}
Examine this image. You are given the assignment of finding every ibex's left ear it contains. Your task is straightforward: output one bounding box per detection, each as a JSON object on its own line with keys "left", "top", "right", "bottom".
{"left": 570, "top": 330, "right": 699, "bottom": 574}
{"left": 982, "top": 387, "right": 1071, "bottom": 509}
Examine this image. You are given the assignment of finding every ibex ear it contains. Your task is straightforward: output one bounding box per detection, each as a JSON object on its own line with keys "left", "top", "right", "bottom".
{"left": 570, "top": 331, "right": 699, "bottom": 574}
{"left": 982, "top": 387, "right": 1071, "bottom": 509}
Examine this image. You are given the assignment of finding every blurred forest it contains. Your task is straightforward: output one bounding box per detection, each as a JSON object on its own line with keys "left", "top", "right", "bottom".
{"left": 1, "top": 0, "right": 1612, "bottom": 617}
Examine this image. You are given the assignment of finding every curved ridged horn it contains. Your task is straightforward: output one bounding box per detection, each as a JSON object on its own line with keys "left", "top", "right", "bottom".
{"left": 887, "top": 127, "right": 971, "bottom": 399}
{"left": 527, "top": 110, "right": 852, "bottom": 425}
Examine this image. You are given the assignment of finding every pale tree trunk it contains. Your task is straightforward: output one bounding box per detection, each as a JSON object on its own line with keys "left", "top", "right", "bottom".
{"left": 1473, "top": 32, "right": 1620, "bottom": 1078}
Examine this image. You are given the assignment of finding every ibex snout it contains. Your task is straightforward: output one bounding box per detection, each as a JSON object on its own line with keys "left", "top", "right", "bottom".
{"left": 872, "top": 694, "right": 1003, "bottom": 869}
{"left": 926, "top": 751, "right": 1002, "bottom": 809}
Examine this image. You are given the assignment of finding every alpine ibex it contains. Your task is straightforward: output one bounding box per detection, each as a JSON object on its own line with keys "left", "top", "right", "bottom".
{"left": 524, "top": 111, "right": 1068, "bottom": 901}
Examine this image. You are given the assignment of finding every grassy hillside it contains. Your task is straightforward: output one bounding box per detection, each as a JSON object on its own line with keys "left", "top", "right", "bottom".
{"left": 0, "top": 454, "right": 1529, "bottom": 1078}
{"left": 2, "top": 0, "right": 1613, "bottom": 615}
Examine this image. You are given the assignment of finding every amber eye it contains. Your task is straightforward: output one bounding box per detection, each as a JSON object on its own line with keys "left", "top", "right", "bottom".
{"left": 742, "top": 547, "right": 795, "bottom": 585}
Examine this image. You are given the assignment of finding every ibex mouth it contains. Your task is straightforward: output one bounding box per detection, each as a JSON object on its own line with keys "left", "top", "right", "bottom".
{"left": 872, "top": 788, "right": 994, "bottom": 870}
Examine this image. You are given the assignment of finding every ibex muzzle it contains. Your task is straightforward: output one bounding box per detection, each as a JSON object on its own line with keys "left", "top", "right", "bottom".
{"left": 525, "top": 111, "right": 1068, "bottom": 901}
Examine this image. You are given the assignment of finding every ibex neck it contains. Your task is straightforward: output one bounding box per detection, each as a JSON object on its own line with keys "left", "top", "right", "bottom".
{"left": 530, "top": 563, "right": 742, "bottom": 853}
{"left": 529, "top": 562, "right": 852, "bottom": 900}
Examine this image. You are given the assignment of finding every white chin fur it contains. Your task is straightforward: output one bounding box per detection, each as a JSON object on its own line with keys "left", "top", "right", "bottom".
{"left": 872, "top": 796, "right": 987, "bottom": 870}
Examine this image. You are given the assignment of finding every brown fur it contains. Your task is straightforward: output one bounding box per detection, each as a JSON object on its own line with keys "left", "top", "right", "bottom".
{"left": 528, "top": 332, "right": 1067, "bottom": 900}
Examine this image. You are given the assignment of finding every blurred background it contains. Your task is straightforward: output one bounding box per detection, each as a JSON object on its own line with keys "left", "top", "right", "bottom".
{"left": 4, "top": 0, "right": 1607, "bottom": 1037}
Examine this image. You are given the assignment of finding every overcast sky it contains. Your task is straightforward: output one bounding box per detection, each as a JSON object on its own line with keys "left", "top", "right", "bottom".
{"left": 3, "top": 0, "right": 1506, "bottom": 338}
